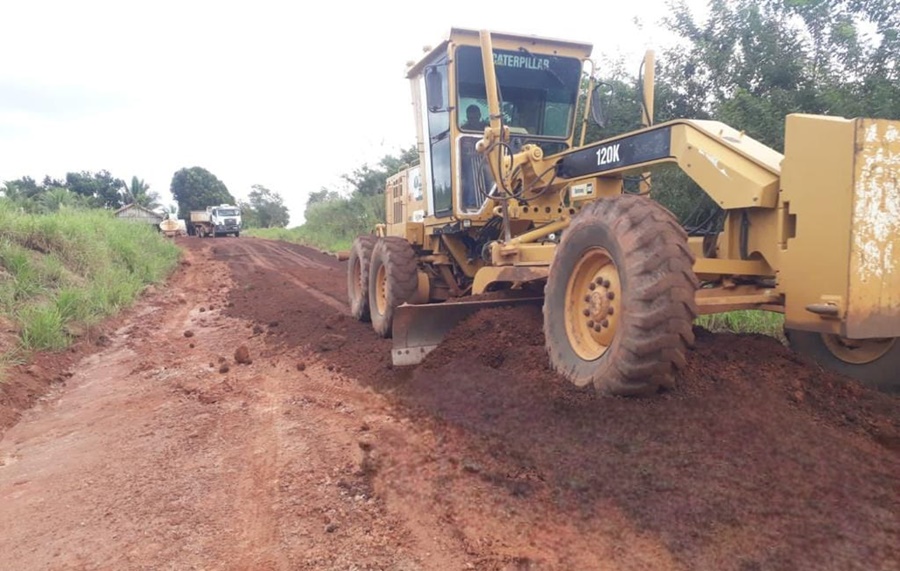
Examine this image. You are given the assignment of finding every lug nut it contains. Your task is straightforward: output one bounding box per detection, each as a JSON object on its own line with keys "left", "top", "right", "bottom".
{"left": 593, "top": 324, "right": 603, "bottom": 332}
{"left": 595, "top": 277, "right": 604, "bottom": 285}
{"left": 589, "top": 283, "right": 596, "bottom": 291}
{"left": 587, "top": 320, "right": 595, "bottom": 328}
{"left": 607, "top": 291, "right": 615, "bottom": 300}
{"left": 584, "top": 295, "right": 591, "bottom": 303}
{"left": 608, "top": 307, "right": 615, "bottom": 316}
{"left": 582, "top": 309, "right": 590, "bottom": 317}
{"left": 601, "top": 319, "right": 610, "bottom": 328}
{"left": 603, "top": 279, "right": 611, "bottom": 288}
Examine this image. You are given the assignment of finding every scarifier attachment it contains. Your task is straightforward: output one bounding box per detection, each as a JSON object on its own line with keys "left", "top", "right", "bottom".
{"left": 391, "top": 296, "right": 543, "bottom": 366}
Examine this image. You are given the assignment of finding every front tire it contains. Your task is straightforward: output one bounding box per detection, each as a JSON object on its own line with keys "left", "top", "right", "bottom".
{"left": 368, "top": 237, "right": 418, "bottom": 338}
{"left": 347, "top": 235, "right": 377, "bottom": 321}
{"left": 785, "top": 330, "right": 900, "bottom": 393}
{"left": 543, "top": 195, "right": 698, "bottom": 396}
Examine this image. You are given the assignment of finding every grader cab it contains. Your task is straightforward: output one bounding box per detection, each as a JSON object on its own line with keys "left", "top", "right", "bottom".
{"left": 347, "top": 28, "right": 900, "bottom": 395}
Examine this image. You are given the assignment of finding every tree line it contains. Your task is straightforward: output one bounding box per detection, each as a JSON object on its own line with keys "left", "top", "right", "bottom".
{"left": 1, "top": 166, "right": 291, "bottom": 229}
{"left": 1, "top": 171, "right": 160, "bottom": 214}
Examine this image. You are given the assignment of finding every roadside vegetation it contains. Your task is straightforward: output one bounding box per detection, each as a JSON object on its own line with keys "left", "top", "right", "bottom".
{"left": 696, "top": 310, "right": 785, "bottom": 340}
{"left": 0, "top": 203, "right": 179, "bottom": 362}
{"left": 247, "top": 193, "right": 382, "bottom": 253}
{"left": 0, "top": 163, "right": 300, "bottom": 390}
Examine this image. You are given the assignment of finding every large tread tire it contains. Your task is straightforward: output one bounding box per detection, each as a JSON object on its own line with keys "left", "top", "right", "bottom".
{"left": 368, "top": 237, "right": 418, "bottom": 338}
{"left": 785, "top": 330, "right": 900, "bottom": 394}
{"left": 543, "top": 195, "right": 699, "bottom": 396}
{"left": 347, "top": 235, "right": 377, "bottom": 322}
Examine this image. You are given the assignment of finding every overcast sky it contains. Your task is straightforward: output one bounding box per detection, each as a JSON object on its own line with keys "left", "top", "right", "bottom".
{"left": 0, "top": 0, "right": 701, "bottom": 225}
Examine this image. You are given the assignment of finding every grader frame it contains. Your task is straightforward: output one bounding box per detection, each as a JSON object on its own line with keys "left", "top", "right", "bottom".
{"left": 348, "top": 28, "right": 900, "bottom": 395}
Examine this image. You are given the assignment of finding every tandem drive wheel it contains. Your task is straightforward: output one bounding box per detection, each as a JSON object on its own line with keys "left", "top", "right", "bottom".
{"left": 785, "top": 330, "right": 900, "bottom": 393}
{"left": 543, "top": 195, "right": 699, "bottom": 396}
{"left": 368, "top": 237, "right": 418, "bottom": 338}
{"left": 347, "top": 235, "right": 377, "bottom": 322}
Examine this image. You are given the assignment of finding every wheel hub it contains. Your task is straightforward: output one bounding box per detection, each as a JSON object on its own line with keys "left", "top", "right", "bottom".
{"left": 821, "top": 334, "right": 895, "bottom": 365}
{"left": 375, "top": 265, "right": 388, "bottom": 314}
{"left": 565, "top": 247, "right": 621, "bottom": 361}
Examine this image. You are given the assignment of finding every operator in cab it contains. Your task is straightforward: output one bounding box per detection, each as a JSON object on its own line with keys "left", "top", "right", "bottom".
{"left": 461, "top": 104, "right": 487, "bottom": 131}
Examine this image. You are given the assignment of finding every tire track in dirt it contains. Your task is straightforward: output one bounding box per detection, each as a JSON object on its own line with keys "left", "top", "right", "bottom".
{"left": 225, "top": 371, "right": 290, "bottom": 571}
{"left": 223, "top": 239, "right": 348, "bottom": 313}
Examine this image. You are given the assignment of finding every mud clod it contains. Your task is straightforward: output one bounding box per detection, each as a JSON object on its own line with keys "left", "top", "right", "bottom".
{"left": 183, "top": 330, "right": 195, "bottom": 338}
{"left": 296, "top": 362, "right": 306, "bottom": 371}
{"left": 317, "top": 334, "right": 346, "bottom": 352}
{"left": 234, "top": 345, "right": 252, "bottom": 365}
{"left": 218, "top": 363, "right": 230, "bottom": 374}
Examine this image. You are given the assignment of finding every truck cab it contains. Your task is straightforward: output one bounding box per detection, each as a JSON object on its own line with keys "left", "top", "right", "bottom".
{"left": 208, "top": 204, "right": 242, "bottom": 237}
{"left": 190, "top": 204, "right": 243, "bottom": 237}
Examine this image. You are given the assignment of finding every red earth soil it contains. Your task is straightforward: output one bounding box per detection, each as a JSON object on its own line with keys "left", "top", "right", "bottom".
{"left": 0, "top": 236, "right": 897, "bottom": 571}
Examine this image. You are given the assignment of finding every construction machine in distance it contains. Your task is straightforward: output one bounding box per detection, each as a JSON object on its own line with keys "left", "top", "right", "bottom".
{"left": 347, "top": 28, "right": 900, "bottom": 396}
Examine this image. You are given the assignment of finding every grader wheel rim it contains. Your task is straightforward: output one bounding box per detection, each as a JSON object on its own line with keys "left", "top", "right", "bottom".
{"left": 564, "top": 247, "right": 621, "bottom": 361}
{"left": 821, "top": 334, "right": 896, "bottom": 365}
{"left": 375, "top": 264, "right": 388, "bottom": 315}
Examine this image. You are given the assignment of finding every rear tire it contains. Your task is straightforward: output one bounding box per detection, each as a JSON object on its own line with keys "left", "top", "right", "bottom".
{"left": 368, "top": 237, "right": 418, "bottom": 338}
{"left": 785, "top": 330, "right": 900, "bottom": 393}
{"left": 347, "top": 235, "right": 377, "bottom": 321}
{"left": 543, "top": 195, "right": 698, "bottom": 396}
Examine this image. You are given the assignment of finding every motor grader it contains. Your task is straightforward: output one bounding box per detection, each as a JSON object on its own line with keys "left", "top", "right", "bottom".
{"left": 347, "top": 28, "right": 900, "bottom": 395}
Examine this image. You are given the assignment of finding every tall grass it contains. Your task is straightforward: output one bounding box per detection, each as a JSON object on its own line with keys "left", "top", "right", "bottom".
{"left": 247, "top": 193, "right": 383, "bottom": 252}
{"left": 0, "top": 202, "right": 180, "bottom": 356}
{"left": 695, "top": 310, "right": 785, "bottom": 339}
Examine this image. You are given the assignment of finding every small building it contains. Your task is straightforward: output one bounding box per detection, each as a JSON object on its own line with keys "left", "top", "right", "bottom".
{"left": 114, "top": 204, "right": 164, "bottom": 227}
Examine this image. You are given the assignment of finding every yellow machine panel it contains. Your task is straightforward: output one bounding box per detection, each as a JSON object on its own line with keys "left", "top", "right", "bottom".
{"left": 848, "top": 119, "right": 900, "bottom": 338}
{"left": 780, "top": 115, "right": 900, "bottom": 338}
{"left": 385, "top": 165, "right": 428, "bottom": 243}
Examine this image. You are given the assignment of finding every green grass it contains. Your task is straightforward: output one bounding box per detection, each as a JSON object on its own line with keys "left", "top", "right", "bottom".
{"left": 0, "top": 202, "right": 180, "bottom": 358}
{"left": 246, "top": 193, "right": 383, "bottom": 253}
{"left": 695, "top": 310, "right": 785, "bottom": 339}
{"left": 246, "top": 226, "right": 356, "bottom": 253}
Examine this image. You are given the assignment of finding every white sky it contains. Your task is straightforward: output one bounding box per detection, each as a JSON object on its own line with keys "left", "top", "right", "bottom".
{"left": 0, "top": 0, "right": 700, "bottom": 226}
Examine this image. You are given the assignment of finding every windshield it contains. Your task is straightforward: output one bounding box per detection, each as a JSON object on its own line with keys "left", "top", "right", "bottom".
{"left": 456, "top": 46, "right": 582, "bottom": 138}
{"left": 216, "top": 209, "right": 239, "bottom": 217}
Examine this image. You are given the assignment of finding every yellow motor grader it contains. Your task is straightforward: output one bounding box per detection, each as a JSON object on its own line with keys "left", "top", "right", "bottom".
{"left": 347, "top": 28, "right": 900, "bottom": 395}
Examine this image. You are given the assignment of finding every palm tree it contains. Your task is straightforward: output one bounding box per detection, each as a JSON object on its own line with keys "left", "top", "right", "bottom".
{"left": 36, "top": 187, "right": 85, "bottom": 212}
{"left": 122, "top": 176, "right": 161, "bottom": 209}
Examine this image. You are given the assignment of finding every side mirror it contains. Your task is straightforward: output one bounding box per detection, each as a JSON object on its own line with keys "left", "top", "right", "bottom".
{"left": 590, "top": 82, "right": 610, "bottom": 128}
{"left": 425, "top": 67, "right": 444, "bottom": 111}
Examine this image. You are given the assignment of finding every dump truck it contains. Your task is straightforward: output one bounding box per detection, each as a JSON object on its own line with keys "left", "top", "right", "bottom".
{"left": 347, "top": 28, "right": 900, "bottom": 395}
{"left": 189, "top": 204, "right": 242, "bottom": 238}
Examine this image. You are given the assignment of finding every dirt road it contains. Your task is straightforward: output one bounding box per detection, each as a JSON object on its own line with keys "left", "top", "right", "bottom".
{"left": 0, "top": 237, "right": 898, "bottom": 571}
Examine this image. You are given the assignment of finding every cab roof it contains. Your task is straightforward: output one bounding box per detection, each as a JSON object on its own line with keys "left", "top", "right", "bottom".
{"left": 405, "top": 28, "right": 593, "bottom": 78}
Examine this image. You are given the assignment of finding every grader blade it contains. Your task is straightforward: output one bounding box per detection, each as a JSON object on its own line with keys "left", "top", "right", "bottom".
{"left": 391, "top": 296, "right": 543, "bottom": 366}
